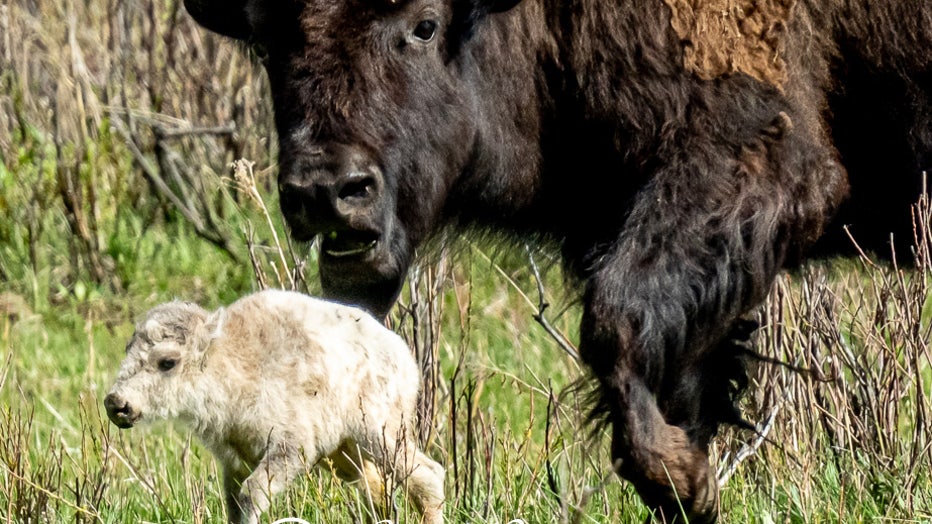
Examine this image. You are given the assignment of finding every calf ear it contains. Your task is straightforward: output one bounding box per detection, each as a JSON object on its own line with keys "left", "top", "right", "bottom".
{"left": 183, "top": 0, "right": 251, "bottom": 40}
{"left": 194, "top": 307, "right": 226, "bottom": 354}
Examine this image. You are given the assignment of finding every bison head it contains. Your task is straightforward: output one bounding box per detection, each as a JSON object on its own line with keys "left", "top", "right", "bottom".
{"left": 185, "top": 0, "right": 522, "bottom": 317}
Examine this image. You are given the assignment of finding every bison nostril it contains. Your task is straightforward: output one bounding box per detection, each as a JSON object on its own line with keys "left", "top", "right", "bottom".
{"left": 280, "top": 180, "right": 314, "bottom": 200}
{"left": 338, "top": 175, "right": 377, "bottom": 201}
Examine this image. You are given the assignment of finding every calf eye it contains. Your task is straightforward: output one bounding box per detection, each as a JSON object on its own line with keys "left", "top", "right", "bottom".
{"left": 412, "top": 20, "right": 437, "bottom": 42}
{"left": 157, "top": 358, "right": 177, "bottom": 372}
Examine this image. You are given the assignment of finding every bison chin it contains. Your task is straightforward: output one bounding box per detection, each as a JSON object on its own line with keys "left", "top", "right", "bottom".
{"left": 283, "top": 206, "right": 411, "bottom": 317}
{"left": 276, "top": 150, "right": 416, "bottom": 317}
{"left": 316, "top": 223, "right": 413, "bottom": 319}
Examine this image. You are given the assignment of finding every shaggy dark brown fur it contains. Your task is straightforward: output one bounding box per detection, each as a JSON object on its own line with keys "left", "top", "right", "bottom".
{"left": 183, "top": 0, "right": 931, "bottom": 521}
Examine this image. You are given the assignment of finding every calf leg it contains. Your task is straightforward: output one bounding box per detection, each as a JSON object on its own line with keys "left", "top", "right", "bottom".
{"left": 222, "top": 465, "right": 249, "bottom": 524}
{"left": 234, "top": 441, "right": 306, "bottom": 524}
{"left": 212, "top": 444, "right": 254, "bottom": 524}
{"left": 402, "top": 449, "right": 445, "bottom": 524}
{"left": 360, "top": 430, "right": 445, "bottom": 524}
{"left": 329, "top": 440, "right": 391, "bottom": 521}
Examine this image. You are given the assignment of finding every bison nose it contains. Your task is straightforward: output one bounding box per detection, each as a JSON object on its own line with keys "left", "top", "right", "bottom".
{"left": 333, "top": 171, "right": 380, "bottom": 214}
{"left": 104, "top": 393, "right": 137, "bottom": 429}
{"left": 280, "top": 170, "right": 380, "bottom": 210}
{"left": 278, "top": 145, "right": 383, "bottom": 238}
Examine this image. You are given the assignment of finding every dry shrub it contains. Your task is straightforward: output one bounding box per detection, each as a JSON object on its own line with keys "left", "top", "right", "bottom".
{"left": 0, "top": 0, "right": 273, "bottom": 290}
{"left": 718, "top": 179, "right": 932, "bottom": 514}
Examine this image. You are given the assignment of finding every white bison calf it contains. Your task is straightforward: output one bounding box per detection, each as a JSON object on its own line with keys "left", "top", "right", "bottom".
{"left": 104, "top": 289, "right": 444, "bottom": 524}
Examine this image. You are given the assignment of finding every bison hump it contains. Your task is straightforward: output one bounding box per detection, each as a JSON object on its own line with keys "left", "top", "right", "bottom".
{"left": 662, "top": 0, "right": 795, "bottom": 88}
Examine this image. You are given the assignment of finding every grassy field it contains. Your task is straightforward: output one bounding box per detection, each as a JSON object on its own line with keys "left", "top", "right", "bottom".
{"left": 2, "top": 1, "right": 932, "bottom": 523}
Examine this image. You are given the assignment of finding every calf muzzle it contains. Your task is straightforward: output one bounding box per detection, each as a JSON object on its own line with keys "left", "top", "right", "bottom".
{"left": 104, "top": 393, "right": 139, "bottom": 429}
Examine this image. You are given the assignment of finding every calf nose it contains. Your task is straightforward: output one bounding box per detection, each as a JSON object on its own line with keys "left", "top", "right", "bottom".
{"left": 104, "top": 393, "right": 137, "bottom": 429}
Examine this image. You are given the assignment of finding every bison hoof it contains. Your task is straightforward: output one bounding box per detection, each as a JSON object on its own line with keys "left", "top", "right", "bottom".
{"left": 620, "top": 436, "right": 719, "bottom": 523}
{"left": 642, "top": 463, "right": 718, "bottom": 524}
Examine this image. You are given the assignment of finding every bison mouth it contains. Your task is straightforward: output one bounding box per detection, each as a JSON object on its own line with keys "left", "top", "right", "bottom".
{"left": 321, "top": 229, "right": 379, "bottom": 259}
{"left": 314, "top": 221, "right": 412, "bottom": 319}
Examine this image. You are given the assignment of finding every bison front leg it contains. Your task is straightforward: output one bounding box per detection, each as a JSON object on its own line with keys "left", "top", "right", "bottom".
{"left": 579, "top": 124, "right": 809, "bottom": 522}
{"left": 598, "top": 367, "right": 720, "bottom": 523}
{"left": 582, "top": 277, "right": 731, "bottom": 523}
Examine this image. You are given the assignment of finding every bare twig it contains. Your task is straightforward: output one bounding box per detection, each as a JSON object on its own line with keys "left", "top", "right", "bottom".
{"left": 717, "top": 396, "right": 784, "bottom": 486}
{"left": 526, "top": 246, "right": 580, "bottom": 361}
{"left": 111, "top": 117, "right": 242, "bottom": 262}
{"left": 843, "top": 225, "right": 879, "bottom": 270}
{"left": 2, "top": 467, "right": 104, "bottom": 523}
{"left": 232, "top": 158, "right": 296, "bottom": 289}
{"left": 154, "top": 123, "right": 236, "bottom": 140}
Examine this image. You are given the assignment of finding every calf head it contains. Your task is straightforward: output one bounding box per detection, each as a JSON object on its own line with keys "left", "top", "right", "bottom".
{"left": 184, "top": 0, "right": 522, "bottom": 317}
{"left": 105, "top": 302, "right": 222, "bottom": 428}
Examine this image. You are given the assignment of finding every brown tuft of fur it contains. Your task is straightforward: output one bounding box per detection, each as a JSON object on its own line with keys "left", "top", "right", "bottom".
{"left": 662, "top": 0, "right": 796, "bottom": 87}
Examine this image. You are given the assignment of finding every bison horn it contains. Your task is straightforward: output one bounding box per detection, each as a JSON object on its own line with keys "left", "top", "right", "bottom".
{"left": 183, "top": 0, "right": 251, "bottom": 40}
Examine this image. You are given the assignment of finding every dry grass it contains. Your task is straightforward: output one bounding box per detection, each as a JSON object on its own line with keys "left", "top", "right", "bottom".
{"left": 0, "top": 0, "right": 273, "bottom": 290}
{"left": 713, "top": 185, "right": 932, "bottom": 519}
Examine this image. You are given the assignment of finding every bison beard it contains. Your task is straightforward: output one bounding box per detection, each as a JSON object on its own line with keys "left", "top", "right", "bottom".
{"left": 182, "top": 0, "right": 931, "bottom": 521}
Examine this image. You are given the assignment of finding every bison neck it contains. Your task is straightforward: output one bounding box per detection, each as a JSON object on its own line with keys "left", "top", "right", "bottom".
{"left": 445, "top": 0, "right": 691, "bottom": 256}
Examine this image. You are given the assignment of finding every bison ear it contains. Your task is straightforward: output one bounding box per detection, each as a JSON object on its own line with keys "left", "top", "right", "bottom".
{"left": 449, "top": 0, "right": 524, "bottom": 54}
{"left": 481, "top": 0, "right": 524, "bottom": 13}
{"left": 183, "top": 0, "right": 251, "bottom": 40}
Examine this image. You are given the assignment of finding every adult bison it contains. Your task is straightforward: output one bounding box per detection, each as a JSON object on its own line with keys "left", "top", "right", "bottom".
{"left": 182, "top": 0, "right": 931, "bottom": 521}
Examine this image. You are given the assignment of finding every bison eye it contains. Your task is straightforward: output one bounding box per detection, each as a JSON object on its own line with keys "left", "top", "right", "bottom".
{"left": 412, "top": 20, "right": 437, "bottom": 42}
{"left": 157, "top": 358, "right": 177, "bottom": 372}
